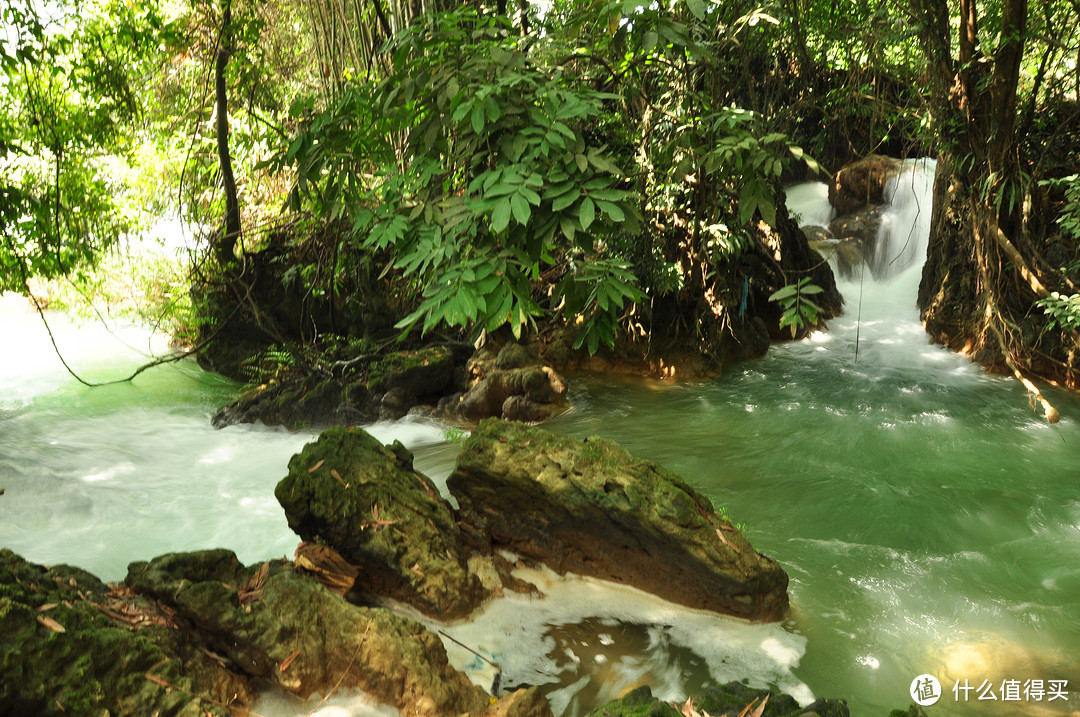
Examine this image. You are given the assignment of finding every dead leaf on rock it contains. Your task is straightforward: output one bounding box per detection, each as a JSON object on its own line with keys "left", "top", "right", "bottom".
{"left": 307, "top": 459, "right": 325, "bottom": 473}
{"left": 330, "top": 468, "right": 349, "bottom": 488}
{"left": 679, "top": 696, "right": 713, "bottom": 717}
{"left": 715, "top": 527, "right": 741, "bottom": 554}
{"left": 737, "top": 694, "right": 768, "bottom": 717}
{"left": 360, "top": 504, "right": 396, "bottom": 532}
{"left": 36, "top": 602, "right": 58, "bottom": 612}
{"left": 280, "top": 648, "right": 300, "bottom": 672}
{"left": 239, "top": 561, "right": 270, "bottom": 606}
{"left": 36, "top": 614, "right": 66, "bottom": 633}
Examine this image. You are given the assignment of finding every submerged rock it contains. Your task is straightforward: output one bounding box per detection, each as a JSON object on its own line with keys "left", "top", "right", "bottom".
{"left": 275, "top": 425, "right": 486, "bottom": 619}
{"left": 586, "top": 683, "right": 849, "bottom": 717}
{"left": 447, "top": 419, "right": 790, "bottom": 622}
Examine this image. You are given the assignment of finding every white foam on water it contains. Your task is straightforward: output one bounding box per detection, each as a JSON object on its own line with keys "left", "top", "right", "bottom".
{"left": 411, "top": 561, "right": 812, "bottom": 716}
{"left": 252, "top": 688, "right": 401, "bottom": 717}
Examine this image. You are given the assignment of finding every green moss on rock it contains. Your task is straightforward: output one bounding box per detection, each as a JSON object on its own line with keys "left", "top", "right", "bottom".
{"left": 275, "top": 425, "right": 485, "bottom": 618}
{"left": 125, "top": 550, "right": 491, "bottom": 715}
{"left": 448, "top": 419, "right": 789, "bottom": 621}
{"left": 587, "top": 683, "right": 850, "bottom": 717}
{"left": 0, "top": 549, "right": 240, "bottom": 717}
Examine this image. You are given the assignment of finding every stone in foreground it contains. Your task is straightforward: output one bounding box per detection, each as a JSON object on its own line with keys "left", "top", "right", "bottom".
{"left": 276, "top": 425, "right": 485, "bottom": 619}
{"left": 448, "top": 419, "right": 789, "bottom": 622}
{"left": 586, "top": 684, "right": 849, "bottom": 717}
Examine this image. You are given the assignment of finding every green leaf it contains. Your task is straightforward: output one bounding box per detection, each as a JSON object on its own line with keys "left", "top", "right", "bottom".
{"left": 595, "top": 200, "right": 625, "bottom": 222}
{"left": 560, "top": 215, "right": 577, "bottom": 242}
{"left": 768, "top": 284, "right": 798, "bottom": 302}
{"left": 491, "top": 197, "right": 512, "bottom": 232}
{"left": 485, "top": 95, "right": 500, "bottom": 122}
{"left": 510, "top": 193, "right": 531, "bottom": 225}
{"left": 552, "top": 188, "right": 581, "bottom": 211}
{"left": 471, "top": 104, "right": 484, "bottom": 134}
{"left": 643, "top": 30, "right": 658, "bottom": 53}
{"left": 579, "top": 196, "right": 596, "bottom": 230}
{"left": 687, "top": 0, "right": 706, "bottom": 20}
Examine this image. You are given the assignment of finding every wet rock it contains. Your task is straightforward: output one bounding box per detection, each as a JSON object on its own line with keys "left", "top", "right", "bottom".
{"left": 212, "top": 344, "right": 455, "bottom": 429}
{"left": 447, "top": 419, "right": 790, "bottom": 622}
{"left": 828, "top": 154, "right": 902, "bottom": 216}
{"left": 0, "top": 548, "right": 245, "bottom": 717}
{"left": 586, "top": 685, "right": 679, "bottom": 716}
{"left": 446, "top": 342, "right": 569, "bottom": 423}
{"left": 275, "top": 425, "right": 486, "bottom": 619}
{"left": 125, "top": 550, "right": 496, "bottom": 715}
{"left": 587, "top": 683, "right": 850, "bottom": 717}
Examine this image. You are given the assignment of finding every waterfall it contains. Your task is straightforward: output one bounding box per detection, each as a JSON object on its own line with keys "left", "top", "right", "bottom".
{"left": 871, "top": 159, "right": 936, "bottom": 282}
{"left": 785, "top": 159, "right": 945, "bottom": 369}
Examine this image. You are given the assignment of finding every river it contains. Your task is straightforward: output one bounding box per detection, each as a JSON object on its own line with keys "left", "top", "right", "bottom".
{"left": 2, "top": 162, "right": 1078, "bottom": 716}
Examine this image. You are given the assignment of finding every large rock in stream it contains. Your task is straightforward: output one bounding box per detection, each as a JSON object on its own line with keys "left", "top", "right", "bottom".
{"left": 448, "top": 419, "right": 790, "bottom": 622}
{"left": 1, "top": 548, "right": 551, "bottom": 717}
{"left": 275, "top": 424, "right": 486, "bottom": 619}
{"left": 0, "top": 548, "right": 247, "bottom": 717}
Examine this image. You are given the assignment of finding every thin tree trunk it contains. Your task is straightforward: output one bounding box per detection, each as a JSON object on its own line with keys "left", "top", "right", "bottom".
{"left": 216, "top": 0, "right": 241, "bottom": 267}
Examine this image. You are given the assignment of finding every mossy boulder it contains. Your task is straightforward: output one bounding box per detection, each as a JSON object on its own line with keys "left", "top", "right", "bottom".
{"left": 125, "top": 550, "right": 497, "bottom": 715}
{"left": 587, "top": 683, "right": 849, "bottom": 717}
{"left": 447, "top": 341, "right": 569, "bottom": 422}
{"left": 212, "top": 344, "right": 456, "bottom": 428}
{"left": 275, "top": 425, "right": 486, "bottom": 619}
{"left": 447, "top": 419, "right": 790, "bottom": 622}
{"left": 828, "top": 154, "right": 902, "bottom": 216}
{"left": 0, "top": 549, "right": 245, "bottom": 717}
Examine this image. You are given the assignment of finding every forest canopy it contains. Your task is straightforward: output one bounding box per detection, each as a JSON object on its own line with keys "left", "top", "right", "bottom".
{"left": 2, "top": 0, "right": 1079, "bottom": 405}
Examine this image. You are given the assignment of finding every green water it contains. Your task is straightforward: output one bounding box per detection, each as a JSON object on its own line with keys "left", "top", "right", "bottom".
{"left": 3, "top": 165, "right": 1079, "bottom": 714}
{"left": 539, "top": 359, "right": 1080, "bottom": 714}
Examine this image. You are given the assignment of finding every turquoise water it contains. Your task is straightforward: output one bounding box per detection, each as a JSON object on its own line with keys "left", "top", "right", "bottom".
{"left": 2, "top": 164, "right": 1079, "bottom": 715}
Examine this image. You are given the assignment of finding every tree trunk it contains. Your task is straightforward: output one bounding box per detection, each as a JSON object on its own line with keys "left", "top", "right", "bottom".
{"left": 914, "top": 0, "right": 1076, "bottom": 419}
{"left": 216, "top": 0, "right": 241, "bottom": 267}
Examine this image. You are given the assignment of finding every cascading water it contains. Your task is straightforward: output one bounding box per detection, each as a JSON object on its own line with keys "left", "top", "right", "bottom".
{"left": 541, "top": 161, "right": 1080, "bottom": 716}
{"left": 3, "top": 163, "right": 1079, "bottom": 716}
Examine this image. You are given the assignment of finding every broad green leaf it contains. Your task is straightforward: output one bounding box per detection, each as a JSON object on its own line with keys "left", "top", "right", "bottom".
{"left": 510, "top": 193, "right": 531, "bottom": 225}
{"left": 552, "top": 188, "right": 581, "bottom": 211}
{"left": 596, "top": 200, "right": 625, "bottom": 222}
{"left": 521, "top": 186, "right": 542, "bottom": 206}
{"left": 471, "top": 105, "right": 484, "bottom": 134}
{"left": 560, "top": 215, "right": 577, "bottom": 242}
{"left": 543, "top": 181, "right": 577, "bottom": 200}
{"left": 643, "top": 30, "right": 658, "bottom": 53}
{"left": 768, "top": 284, "right": 798, "bottom": 301}
{"left": 579, "top": 196, "right": 596, "bottom": 230}
{"left": 485, "top": 95, "right": 500, "bottom": 122}
{"left": 491, "top": 197, "right": 512, "bottom": 232}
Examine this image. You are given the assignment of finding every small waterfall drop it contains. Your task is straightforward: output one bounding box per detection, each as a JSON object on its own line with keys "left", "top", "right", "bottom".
{"left": 871, "top": 160, "right": 936, "bottom": 281}
{"left": 786, "top": 159, "right": 949, "bottom": 371}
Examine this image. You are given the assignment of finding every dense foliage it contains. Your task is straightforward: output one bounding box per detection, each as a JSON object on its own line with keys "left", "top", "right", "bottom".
{"left": 1, "top": 0, "right": 166, "bottom": 293}
{"left": 3, "top": 0, "right": 1079, "bottom": 392}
